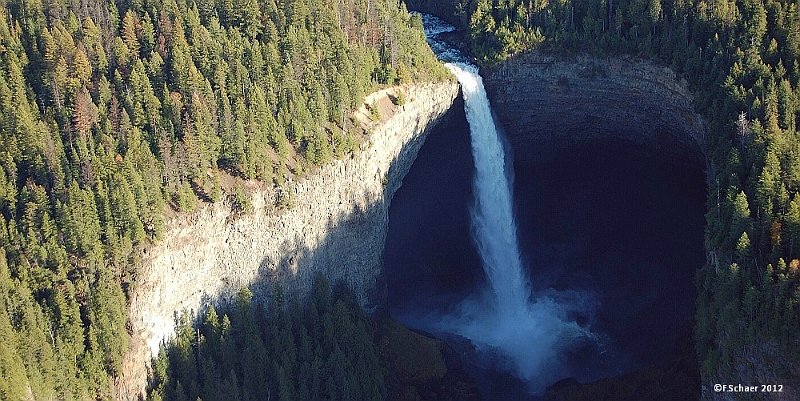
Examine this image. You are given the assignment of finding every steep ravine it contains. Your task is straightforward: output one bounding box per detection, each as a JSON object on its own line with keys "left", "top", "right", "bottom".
{"left": 385, "top": 13, "right": 709, "bottom": 399}
{"left": 480, "top": 51, "right": 706, "bottom": 394}
{"left": 482, "top": 54, "right": 708, "bottom": 399}
{"left": 115, "top": 82, "right": 459, "bottom": 400}
{"left": 479, "top": 41, "right": 799, "bottom": 401}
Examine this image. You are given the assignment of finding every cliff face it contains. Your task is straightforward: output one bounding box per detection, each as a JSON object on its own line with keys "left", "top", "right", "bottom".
{"left": 479, "top": 53, "right": 711, "bottom": 396}
{"left": 480, "top": 53, "right": 795, "bottom": 401}
{"left": 115, "top": 82, "right": 459, "bottom": 400}
{"left": 483, "top": 52, "right": 706, "bottom": 164}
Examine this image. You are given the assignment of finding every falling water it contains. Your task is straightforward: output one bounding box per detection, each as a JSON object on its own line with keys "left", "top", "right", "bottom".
{"left": 419, "top": 14, "right": 595, "bottom": 392}
{"left": 447, "top": 62, "right": 530, "bottom": 320}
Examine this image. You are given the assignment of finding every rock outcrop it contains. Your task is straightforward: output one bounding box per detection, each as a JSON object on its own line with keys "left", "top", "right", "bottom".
{"left": 404, "top": 0, "right": 466, "bottom": 28}
{"left": 483, "top": 52, "right": 706, "bottom": 163}
{"left": 115, "top": 82, "right": 459, "bottom": 400}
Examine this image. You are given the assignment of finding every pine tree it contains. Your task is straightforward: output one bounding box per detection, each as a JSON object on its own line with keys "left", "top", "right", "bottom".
{"left": 785, "top": 197, "right": 800, "bottom": 258}
{"left": 0, "top": 0, "right": 452, "bottom": 397}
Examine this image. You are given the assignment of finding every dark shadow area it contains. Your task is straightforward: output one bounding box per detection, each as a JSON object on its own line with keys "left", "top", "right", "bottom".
{"left": 515, "top": 138, "right": 706, "bottom": 376}
{"left": 385, "top": 97, "right": 706, "bottom": 400}
{"left": 385, "top": 95, "right": 482, "bottom": 316}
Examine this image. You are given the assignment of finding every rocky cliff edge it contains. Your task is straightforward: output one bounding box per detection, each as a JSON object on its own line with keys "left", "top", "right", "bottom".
{"left": 115, "top": 82, "right": 459, "bottom": 400}
{"left": 483, "top": 52, "right": 706, "bottom": 164}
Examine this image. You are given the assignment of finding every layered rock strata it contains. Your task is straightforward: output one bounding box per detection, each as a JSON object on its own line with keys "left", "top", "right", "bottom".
{"left": 483, "top": 52, "right": 706, "bottom": 163}
{"left": 115, "top": 82, "right": 459, "bottom": 400}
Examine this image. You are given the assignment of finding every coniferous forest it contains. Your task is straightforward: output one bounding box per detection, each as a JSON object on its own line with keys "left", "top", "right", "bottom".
{"left": 147, "top": 276, "right": 478, "bottom": 401}
{"left": 3, "top": 0, "right": 800, "bottom": 399}
{"left": 408, "top": 0, "right": 800, "bottom": 390}
{"left": 148, "top": 278, "right": 387, "bottom": 401}
{"left": 0, "top": 0, "right": 448, "bottom": 398}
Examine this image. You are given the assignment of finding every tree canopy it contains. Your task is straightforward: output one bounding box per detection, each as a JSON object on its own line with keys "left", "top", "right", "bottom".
{"left": 0, "top": 0, "right": 447, "bottom": 398}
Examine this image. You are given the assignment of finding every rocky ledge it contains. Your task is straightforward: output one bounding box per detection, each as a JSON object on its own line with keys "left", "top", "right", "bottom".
{"left": 483, "top": 52, "right": 706, "bottom": 164}
{"left": 115, "top": 82, "right": 459, "bottom": 400}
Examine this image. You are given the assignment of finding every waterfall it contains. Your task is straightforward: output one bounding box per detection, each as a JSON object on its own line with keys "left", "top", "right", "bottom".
{"left": 445, "top": 60, "right": 591, "bottom": 389}
{"left": 419, "top": 14, "right": 596, "bottom": 392}
{"left": 447, "top": 63, "right": 529, "bottom": 319}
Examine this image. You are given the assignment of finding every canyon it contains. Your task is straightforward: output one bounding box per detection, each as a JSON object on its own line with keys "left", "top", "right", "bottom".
{"left": 387, "top": 16, "right": 709, "bottom": 400}
{"left": 116, "top": 34, "right": 715, "bottom": 400}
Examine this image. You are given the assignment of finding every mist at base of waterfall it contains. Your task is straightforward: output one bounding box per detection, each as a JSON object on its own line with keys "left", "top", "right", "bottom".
{"left": 435, "top": 287, "right": 601, "bottom": 393}
{"left": 427, "top": 61, "right": 598, "bottom": 395}
{"left": 383, "top": 98, "right": 705, "bottom": 398}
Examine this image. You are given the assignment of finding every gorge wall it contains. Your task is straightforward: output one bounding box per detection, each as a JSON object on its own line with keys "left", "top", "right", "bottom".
{"left": 115, "top": 82, "right": 460, "bottom": 400}
{"left": 482, "top": 52, "right": 706, "bottom": 163}
{"left": 478, "top": 40, "right": 795, "bottom": 401}
{"left": 478, "top": 52, "right": 711, "bottom": 399}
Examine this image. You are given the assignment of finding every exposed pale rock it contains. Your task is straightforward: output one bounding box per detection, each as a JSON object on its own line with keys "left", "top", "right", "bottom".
{"left": 115, "top": 82, "right": 459, "bottom": 400}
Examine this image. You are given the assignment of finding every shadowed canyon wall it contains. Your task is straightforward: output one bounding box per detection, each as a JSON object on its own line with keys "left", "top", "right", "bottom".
{"left": 385, "top": 48, "right": 708, "bottom": 400}
{"left": 115, "top": 82, "right": 459, "bottom": 400}
{"left": 483, "top": 52, "right": 706, "bottom": 163}
{"left": 481, "top": 52, "right": 799, "bottom": 401}
{"left": 483, "top": 53, "right": 708, "bottom": 399}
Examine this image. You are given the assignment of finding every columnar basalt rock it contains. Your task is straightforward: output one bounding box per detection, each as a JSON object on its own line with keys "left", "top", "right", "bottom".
{"left": 483, "top": 52, "right": 706, "bottom": 163}
{"left": 115, "top": 82, "right": 459, "bottom": 400}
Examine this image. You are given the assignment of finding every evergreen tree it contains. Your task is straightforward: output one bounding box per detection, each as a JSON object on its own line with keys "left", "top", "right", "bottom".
{"left": 0, "top": 0, "right": 448, "bottom": 396}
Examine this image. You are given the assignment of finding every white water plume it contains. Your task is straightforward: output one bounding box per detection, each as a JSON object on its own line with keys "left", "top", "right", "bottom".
{"left": 445, "top": 62, "right": 593, "bottom": 390}
{"left": 420, "top": 14, "right": 597, "bottom": 392}
{"left": 448, "top": 62, "right": 530, "bottom": 318}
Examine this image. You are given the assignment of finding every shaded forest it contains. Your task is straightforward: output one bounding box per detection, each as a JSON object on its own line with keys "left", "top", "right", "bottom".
{"left": 0, "top": 0, "right": 448, "bottom": 398}
{"left": 148, "top": 276, "right": 479, "bottom": 401}
{"left": 408, "top": 0, "right": 800, "bottom": 387}
{"left": 148, "top": 277, "right": 387, "bottom": 401}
